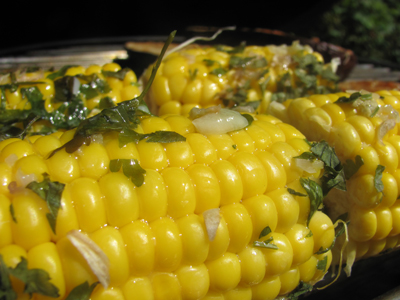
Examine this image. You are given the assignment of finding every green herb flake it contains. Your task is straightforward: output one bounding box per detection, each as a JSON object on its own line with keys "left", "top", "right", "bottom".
{"left": 287, "top": 188, "right": 307, "bottom": 197}
{"left": 26, "top": 174, "right": 65, "bottom": 234}
{"left": 0, "top": 255, "right": 17, "bottom": 300}
{"left": 300, "top": 177, "right": 324, "bottom": 226}
{"left": 9, "top": 204, "right": 17, "bottom": 223}
{"left": 46, "top": 65, "right": 77, "bottom": 80}
{"left": 144, "top": 131, "right": 186, "bottom": 143}
{"left": 287, "top": 281, "right": 313, "bottom": 300}
{"left": 65, "top": 281, "right": 98, "bottom": 300}
{"left": 98, "top": 97, "right": 115, "bottom": 109}
{"left": 253, "top": 238, "right": 278, "bottom": 250}
{"left": 109, "top": 159, "right": 146, "bottom": 187}
{"left": 102, "top": 68, "right": 131, "bottom": 81}
{"left": 241, "top": 113, "right": 254, "bottom": 126}
{"left": 316, "top": 256, "right": 328, "bottom": 272}
{"left": 374, "top": 164, "right": 385, "bottom": 193}
{"left": 335, "top": 92, "right": 362, "bottom": 104}
{"left": 294, "top": 151, "right": 317, "bottom": 161}
{"left": 258, "top": 226, "right": 272, "bottom": 239}
{"left": 210, "top": 67, "right": 227, "bottom": 77}
{"left": 343, "top": 155, "right": 364, "bottom": 180}
{"left": 189, "top": 69, "right": 198, "bottom": 81}
{"left": 8, "top": 257, "right": 59, "bottom": 298}
{"left": 306, "top": 230, "right": 313, "bottom": 238}
{"left": 370, "top": 106, "right": 380, "bottom": 118}
{"left": 203, "top": 59, "right": 217, "bottom": 66}
{"left": 232, "top": 144, "right": 237, "bottom": 149}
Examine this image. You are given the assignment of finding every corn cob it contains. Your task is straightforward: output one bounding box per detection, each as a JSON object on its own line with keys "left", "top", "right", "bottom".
{"left": 268, "top": 89, "right": 400, "bottom": 272}
{"left": 0, "top": 63, "right": 140, "bottom": 138}
{"left": 141, "top": 41, "right": 339, "bottom": 116}
{"left": 0, "top": 49, "right": 338, "bottom": 298}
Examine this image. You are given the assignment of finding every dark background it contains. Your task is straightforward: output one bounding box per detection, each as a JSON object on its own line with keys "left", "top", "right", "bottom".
{"left": 2, "top": 0, "right": 338, "bottom": 53}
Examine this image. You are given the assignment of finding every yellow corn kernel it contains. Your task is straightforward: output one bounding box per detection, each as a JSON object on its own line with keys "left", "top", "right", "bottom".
{"left": 346, "top": 115, "right": 376, "bottom": 144}
{"left": 46, "top": 149, "right": 80, "bottom": 183}
{"left": 285, "top": 224, "right": 314, "bottom": 266}
{"left": 10, "top": 192, "right": 51, "bottom": 250}
{"left": 329, "top": 121, "right": 362, "bottom": 160}
{"left": 390, "top": 200, "right": 400, "bottom": 236}
{"left": 85, "top": 65, "right": 102, "bottom": 75}
{"left": 303, "top": 107, "right": 332, "bottom": 141}
{"left": 119, "top": 221, "right": 155, "bottom": 276}
{"left": 102, "top": 62, "right": 121, "bottom": 72}
{"left": 210, "top": 160, "right": 243, "bottom": 205}
{"left": 220, "top": 203, "right": 253, "bottom": 254}
{"left": 51, "top": 187, "right": 79, "bottom": 241}
{"left": 186, "top": 133, "right": 218, "bottom": 165}
{"left": 91, "top": 286, "right": 126, "bottom": 300}
{"left": 168, "top": 73, "right": 188, "bottom": 101}
{"left": 223, "top": 286, "right": 252, "bottom": 300}
{"left": 261, "top": 232, "right": 293, "bottom": 276}
{"left": 164, "top": 140, "right": 194, "bottom": 169}
{"left": 136, "top": 169, "right": 167, "bottom": 221}
{"left": 267, "top": 142, "right": 303, "bottom": 184}
{"left": 175, "top": 264, "right": 210, "bottom": 300}
{"left": 347, "top": 174, "right": 383, "bottom": 208}
{"left": 33, "top": 134, "right": 63, "bottom": 158}
{"left": 242, "top": 195, "right": 278, "bottom": 241}
{"left": 364, "top": 239, "right": 386, "bottom": 258}
{"left": 106, "top": 77, "right": 123, "bottom": 91}
{"left": 228, "top": 151, "right": 268, "bottom": 199}
{"left": 90, "top": 226, "right": 130, "bottom": 286}
{"left": 67, "top": 177, "right": 107, "bottom": 233}
{"left": 135, "top": 139, "right": 168, "bottom": 171}
{"left": 99, "top": 172, "right": 139, "bottom": 227}
{"left": 0, "top": 140, "right": 34, "bottom": 163}
{"left": 207, "top": 134, "right": 237, "bottom": 160}
{"left": 176, "top": 214, "right": 209, "bottom": 265}
{"left": 206, "top": 215, "right": 230, "bottom": 261}
{"left": 238, "top": 246, "right": 266, "bottom": 286}
{"left": 206, "top": 252, "right": 241, "bottom": 291}
{"left": 120, "top": 85, "right": 140, "bottom": 101}
{"left": 371, "top": 206, "right": 392, "bottom": 240}
{"left": 122, "top": 276, "right": 153, "bottom": 300}
{"left": 228, "top": 130, "right": 255, "bottom": 153}
{"left": 65, "top": 66, "right": 85, "bottom": 76}
{"left": 151, "top": 75, "right": 172, "bottom": 106}
{"left": 186, "top": 164, "right": 221, "bottom": 213}
{"left": 255, "top": 151, "right": 287, "bottom": 192}
{"left": 151, "top": 217, "right": 182, "bottom": 272}
{"left": 298, "top": 255, "right": 318, "bottom": 282}
{"left": 252, "top": 121, "right": 286, "bottom": 144}
{"left": 28, "top": 242, "right": 66, "bottom": 299}
{"left": 151, "top": 272, "right": 181, "bottom": 300}
{"left": 355, "top": 146, "right": 380, "bottom": 176}
{"left": 266, "top": 188, "right": 299, "bottom": 233}
{"left": 181, "top": 78, "right": 202, "bottom": 104}
{"left": 312, "top": 251, "right": 332, "bottom": 282}
{"left": 379, "top": 172, "right": 398, "bottom": 207}
{"left": 76, "top": 142, "right": 109, "bottom": 179}
{"left": 0, "top": 194, "right": 12, "bottom": 248}
{"left": 0, "top": 162, "right": 12, "bottom": 196}
{"left": 251, "top": 275, "right": 281, "bottom": 300}
{"left": 348, "top": 205, "right": 377, "bottom": 242}
{"left": 161, "top": 167, "right": 196, "bottom": 218}
{"left": 159, "top": 101, "right": 182, "bottom": 116}
{"left": 278, "top": 267, "right": 300, "bottom": 295}
{"left": 308, "top": 211, "right": 335, "bottom": 253}
{"left": 374, "top": 141, "right": 398, "bottom": 173}
{"left": 245, "top": 124, "right": 272, "bottom": 151}
{"left": 141, "top": 116, "right": 172, "bottom": 133}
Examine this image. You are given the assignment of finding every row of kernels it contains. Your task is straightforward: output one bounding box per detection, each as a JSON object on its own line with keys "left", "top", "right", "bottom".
{"left": 3, "top": 63, "right": 140, "bottom": 114}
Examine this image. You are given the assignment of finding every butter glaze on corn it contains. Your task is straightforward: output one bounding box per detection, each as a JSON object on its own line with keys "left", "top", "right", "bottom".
{"left": 0, "top": 109, "right": 334, "bottom": 299}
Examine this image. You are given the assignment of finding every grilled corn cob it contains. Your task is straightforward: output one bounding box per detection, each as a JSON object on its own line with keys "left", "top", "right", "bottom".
{"left": 141, "top": 41, "right": 339, "bottom": 116}
{"left": 0, "top": 94, "right": 337, "bottom": 298}
{"left": 0, "top": 63, "right": 140, "bottom": 138}
{"left": 269, "top": 89, "right": 400, "bottom": 272}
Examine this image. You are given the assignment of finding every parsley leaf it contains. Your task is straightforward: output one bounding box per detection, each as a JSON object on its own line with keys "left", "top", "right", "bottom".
{"left": 26, "top": 173, "right": 65, "bottom": 234}
{"left": 343, "top": 155, "right": 364, "bottom": 180}
{"left": 65, "top": 282, "right": 98, "bottom": 300}
{"left": 8, "top": 257, "right": 59, "bottom": 298}
{"left": 286, "top": 281, "right": 313, "bottom": 300}
{"left": 300, "top": 177, "right": 324, "bottom": 226}
{"left": 253, "top": 238, "right": 278, "bottom": 250}
{"left": 109, "top": 159, "right": 146, "bottom": 187}
{"left": 0, "top": 255, "right": 17, "bottom": 300}
{"left": 258, "top": 226, "right": 272, "bottom": 239}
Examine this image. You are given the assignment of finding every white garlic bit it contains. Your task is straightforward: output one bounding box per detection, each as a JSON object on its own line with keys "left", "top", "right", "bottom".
{"left": 203, "top": 208, "right": 221, "bottom": 242}
{"left": 294, "top": 158, "right": 324, "bottom": 174}
{"left": 191, "top": 107, "right": 249, "bottom": 135}
{"left": 67, "top": 230, "right": 110, "bottom": 289}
